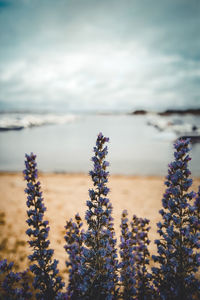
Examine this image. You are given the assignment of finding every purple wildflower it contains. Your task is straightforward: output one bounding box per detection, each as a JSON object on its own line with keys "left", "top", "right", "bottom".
{"left": 84, "top": 133, "right": 119, "bottom": 299}
{"left": 24, "top": 153, "right": 65, "bottom": 299}
{"left": 119, "top": 210, "right": 136, "bottom": 299}
{"left": 0, "top": 259, "right": 32, "bottom": 299}
{"left": 64, "top": 214, "right": 87, "bottom": 299}
{"left": 131, "top": 215, "right": 154, "bottom": 299}
{"left": 152, "top": 138, "right": 200, "bottom": 299}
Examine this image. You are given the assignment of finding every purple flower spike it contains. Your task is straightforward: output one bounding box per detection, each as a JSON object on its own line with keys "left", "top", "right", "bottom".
{"left": 130, "top": 215, "right": 154, "bottom": 299}
{"left": 64, "top": 215, "right": 86, "bottom": 300}
{"left": 119, "top": 210, "right": 136, "bottom": 299}
{"left": 24, "top": 153, "right": 64, "bottom": 299}
{"left": 84, "top": 133, "right": 118, "bottom": 299}
{"left": 152, "top": 138, "right": 200, "bottom": 299}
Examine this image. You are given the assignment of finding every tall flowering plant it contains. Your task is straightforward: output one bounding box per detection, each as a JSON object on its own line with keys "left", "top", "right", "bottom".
{"left": 119, "top": 210, "right": 136, "bottom": 299}
{"left": 119, "top": 212, "right": 154, "bottom": 300}
{"left": 131, "top": 215, "right": 154, "bottom": 300}
{"left": 64, "top": 214, "right": 86, "bottom": 299}
{"left": 83, "top": 132, "right": 118, "bottom": 299}
{"left": 24, "top": 153, "right": 64, "bottom": 299}
{"left": 152, "top": 138, "right": 200, "bottom": 300}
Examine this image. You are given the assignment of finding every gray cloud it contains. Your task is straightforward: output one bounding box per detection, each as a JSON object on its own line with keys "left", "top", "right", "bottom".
{"left": 0, "top": 0, "right": 200, "bottom": 112}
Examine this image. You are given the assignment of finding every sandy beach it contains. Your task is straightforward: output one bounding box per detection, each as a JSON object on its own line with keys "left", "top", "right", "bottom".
{"left": 0, "top": 172, "right": 200, "bottom": 279}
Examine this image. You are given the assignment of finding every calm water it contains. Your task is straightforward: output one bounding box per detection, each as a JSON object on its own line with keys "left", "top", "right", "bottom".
{"left": 0, "top": 114, "right": 200, "bottom": 176}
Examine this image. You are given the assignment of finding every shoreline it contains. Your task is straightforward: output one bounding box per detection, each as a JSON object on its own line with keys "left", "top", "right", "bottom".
{"left": 1, "top": 170, "right": 200, "bottom": 179}
{"left": 0, "top": 170, "right": 168, "bottom": 178}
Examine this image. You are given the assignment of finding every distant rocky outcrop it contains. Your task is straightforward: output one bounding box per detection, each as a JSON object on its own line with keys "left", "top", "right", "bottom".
{"left": 131, "top": 110, "right": 147, "bottom": 115}
{"left": 131, "top": 108, "right": 200, "bottom": 116}
{"left": 158, "top": 108, "right": 200, "bottom": 116}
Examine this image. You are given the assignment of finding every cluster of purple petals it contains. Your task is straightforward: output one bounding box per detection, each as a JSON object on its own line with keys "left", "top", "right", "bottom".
{"left": 131, "top": 215, "right": 154, "bottom": 299}
{"left": 84, "top": 133, "right": 118, "bottom": 299}
{"left": 64, "top": 214, "right": 88, "bottom": 299}
{"left": 119, "top": 210, "right": 136, "bottom": 299}
{"left": 152, "top": 138, "right": 200, "bottom": 299}
{"left": 0, "top": 259, "right": 32, "bottom": 299}
{"left": 24, "top": 153, "right": 64, "bottom": 299}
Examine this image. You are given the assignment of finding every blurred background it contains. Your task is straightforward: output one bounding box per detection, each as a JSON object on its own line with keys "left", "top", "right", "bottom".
{"left": 0, "top": 0, "right": 200, "bottom": 176}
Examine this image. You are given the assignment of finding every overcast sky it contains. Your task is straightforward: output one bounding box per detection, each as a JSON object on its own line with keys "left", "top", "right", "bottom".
{"left": 0, "top": 0, "right": 200, "bottom": 112}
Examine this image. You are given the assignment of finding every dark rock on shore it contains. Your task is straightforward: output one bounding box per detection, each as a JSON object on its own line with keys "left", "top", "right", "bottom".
{"left": 132, "top": 110, "right": 147, "bottom": 115}
{"left": 158, "top": 108, "right": 200, "bottom": 116}
{"left": 131, "top": 108, "right": 200, "bottom": 116}
{"left": 0, "top": 126, "right": 24, "bottom": 131}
